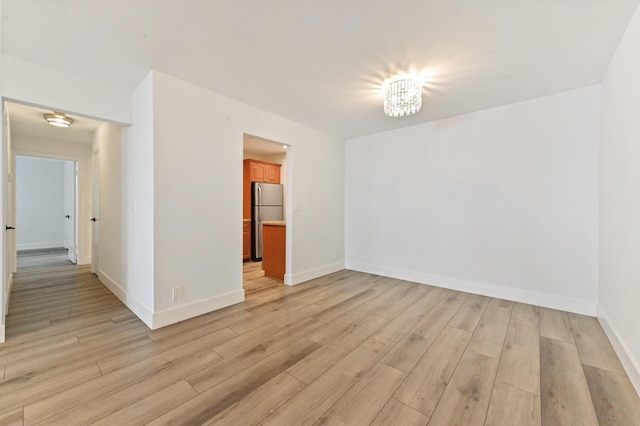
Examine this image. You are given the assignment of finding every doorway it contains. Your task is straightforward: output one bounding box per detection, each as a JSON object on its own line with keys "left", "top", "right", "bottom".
{"left": 1, "top": 100, "right": 105, "bottom": 342}
{"left": 242, "top": 134, "right": 290, "bottom": 293}
{"left": 15, "top": 155, "right": 78, "bottom": 270}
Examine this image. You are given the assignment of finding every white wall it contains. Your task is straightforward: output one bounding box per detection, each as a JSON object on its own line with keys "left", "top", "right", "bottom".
{"left": 346, "top": 86, "right": 600, "bottom": 314}
{"left": 12, "top": 133, "right": 93, "bottom": 264}
{"left": 2, "top": 55, "right": 131, "bottom": 125}
{"left": 148, "top": 71, "right": 344, "bottom": 326}
{"left": 599, "top": 3, "right": 640, "bottom": 394}
{"left": 92, "top": 123, "right": 123, "bottom": 298}
{"left": 120, "top": 73, "right": 155, "bottom": 324}
{"left": 15, "top": 156, "right": 66, "bottom": 249}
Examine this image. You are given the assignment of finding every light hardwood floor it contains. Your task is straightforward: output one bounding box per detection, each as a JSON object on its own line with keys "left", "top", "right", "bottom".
{"left": 1, "top": 258, "right": 639, "bottom": 425}
{"left": 16, "top": 247, "right": 73, "bottom": 270}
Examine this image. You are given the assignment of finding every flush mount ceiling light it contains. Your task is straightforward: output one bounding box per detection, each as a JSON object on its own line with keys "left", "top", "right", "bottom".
{"left": 382, "top": 74, "right": 423, "bottom": 117}
{"left": 43, "top": 112, "right": 73, "bottom": 128}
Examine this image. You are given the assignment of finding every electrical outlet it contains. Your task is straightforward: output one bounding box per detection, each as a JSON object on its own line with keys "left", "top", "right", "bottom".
{"left": 172, "top": 287, "right": 183, "bottom": 301}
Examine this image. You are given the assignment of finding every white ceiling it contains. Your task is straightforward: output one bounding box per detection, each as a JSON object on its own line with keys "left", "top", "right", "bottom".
{"left": 2, "top": 1, "right": 638, "bottom": 139}
{"left": 7, "top": 101, "right": 103, "bottom": 144}
{"left": 244, "top": 134, "right": 287, "bottom": 157}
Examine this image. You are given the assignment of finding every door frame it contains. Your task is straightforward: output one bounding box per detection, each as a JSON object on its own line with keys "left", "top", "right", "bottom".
{"left": 13, "top": 150, "right": 88, "bottom": 264}
{"left": 241, "top": 134, "right": 293, "bottom": 286}
{"left": 91, "top": 149, "right": 99, "bottom": 274}
{"left": 63, "top": 159, "right": 78, "bottom": 264}
{"left": 13, "top": 155, "right": 78, "bottom": 260}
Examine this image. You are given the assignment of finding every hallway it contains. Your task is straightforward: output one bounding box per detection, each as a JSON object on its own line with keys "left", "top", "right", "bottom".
{"left": 16, "top": 248, "right": 73, "bottom": 271}
{"left": 6, "top": 258, "right": 122, "bottom": 340}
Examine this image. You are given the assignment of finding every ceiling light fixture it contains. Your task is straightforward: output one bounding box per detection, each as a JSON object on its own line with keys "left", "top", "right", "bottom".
{"left": 44, "top": 112, "right": 74, "bottom": 128}
{"left": 383, "top": 74, "right": 423, "bottom": 117}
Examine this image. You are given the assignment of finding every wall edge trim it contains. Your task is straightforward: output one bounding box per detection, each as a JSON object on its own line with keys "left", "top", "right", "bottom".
{"left": 346, "top": 260, "right": 597, "bottom": 315}
{"left": 598, "top": 305, "right": 640, "bottom": 397}
{"left": 152, "top": 289, "right": 245, "bottom": 329}
{"left": 98, "top": 269, "right": 154, "bottom": 329}
{"left": 286, "top": 261, "right": 345, "bottom": 286}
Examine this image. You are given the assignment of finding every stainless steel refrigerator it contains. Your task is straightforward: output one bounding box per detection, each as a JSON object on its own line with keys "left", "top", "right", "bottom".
{"left": 251, "top": 182, "right": 284, "bottom": 261}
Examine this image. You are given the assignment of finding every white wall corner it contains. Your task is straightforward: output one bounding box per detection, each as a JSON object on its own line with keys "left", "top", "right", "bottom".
{"left": 77, "top": 256, "right": 92, "bottom": 265}
{"left": 98, "top": 269, "right": 154, "bottom": 329}
{"left": 346, "top": 260, "right": 598, "bottom": 316}
{"left": 598, "top": 305, "right": 640, "bottom": 397}
{"left": 285, "top": 261, "right": 345, "bottom": 286}
{"left": 151, "top": 289, "right": 245, "bottom": 330}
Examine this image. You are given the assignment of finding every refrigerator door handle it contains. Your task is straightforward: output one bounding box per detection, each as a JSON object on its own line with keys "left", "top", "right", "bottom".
{"left": 257, "top": 185, "right": 262, "bottom": 223}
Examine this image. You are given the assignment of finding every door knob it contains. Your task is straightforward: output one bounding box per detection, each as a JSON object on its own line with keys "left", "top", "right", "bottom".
{"left": 5, "top": 226, "right": 15, "bottom": 230}
{"left": 90, "top": 218, "right": 97, "bottom": 222}
{"left": 65, "top": 215, "right": 70, "bottom": 219}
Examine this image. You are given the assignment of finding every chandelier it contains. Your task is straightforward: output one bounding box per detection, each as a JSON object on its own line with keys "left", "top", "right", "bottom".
{"left": 383, "top": 75, "right": 423, "bottom": 117}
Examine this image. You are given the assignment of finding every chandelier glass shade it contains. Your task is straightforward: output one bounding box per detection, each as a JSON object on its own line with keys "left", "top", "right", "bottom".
{"left": 383, "top": 75, "right": 423, "bottom": 117}
{"left": 44, "top": 112, "right": 73, "bottom": 128}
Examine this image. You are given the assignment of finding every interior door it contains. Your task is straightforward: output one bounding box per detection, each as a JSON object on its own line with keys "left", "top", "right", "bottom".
{"left": 91, "top": 151, "right": 100, "bottom": 274}
{"left": 1, "top": 104, "right": 7, "bottom": 342}
{"left": 64, "top": 161, "right": 77, "bottom": 264}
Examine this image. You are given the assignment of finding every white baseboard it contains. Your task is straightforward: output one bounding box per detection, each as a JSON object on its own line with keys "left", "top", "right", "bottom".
{"left": 285, "top": 261, "right": 345, "bottom": 286}
{"left": 598, "top": 306, "right": 640, "bottom": 396}
{"left": 152, "top": 289, "right": 245, "bottom": 329}
{"left": 5, "top": 273, "right": 14, "bottom": 314}
{"left": 346, "top": 261, "right": 597, "bottom": 316}
{"left": 77, "top": 256, "right": 92, "bottom": 265}
{"left": 98, "top": 270, "right": 154, "bottom": 329}
{"left": 98, "top": 269, "right": 245, "bottom": 330}
{"left": 17, "top": 241, "right": 66, "bottom": 250}
{"left": 0, "top": 324, "right": 4, "bottom": 344}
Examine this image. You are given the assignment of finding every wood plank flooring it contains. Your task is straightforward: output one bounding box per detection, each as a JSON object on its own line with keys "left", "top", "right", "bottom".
{"left": 1, "top": 259, "right": 639, "bottom": 425}
{"left": 16, "top": 247, "right": 73, "bottom": 270}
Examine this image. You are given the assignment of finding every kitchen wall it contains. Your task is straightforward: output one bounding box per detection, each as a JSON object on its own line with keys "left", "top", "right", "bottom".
{"left": 15, "top": 156, "right": 66, "bottom": 250}
{"left": 599, "top": 1, "right": 640, "bottom": 393}
{"left": 346, "top": 85, "right": 600, "bottom": 314}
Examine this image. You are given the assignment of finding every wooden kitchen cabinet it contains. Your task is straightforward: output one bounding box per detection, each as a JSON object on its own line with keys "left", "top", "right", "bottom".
{"left": 264, "top": 164, "right": 280, "bottom": 183}
{"left": 243, "top": 221, "right": 251, "bottom": 261}
{"left": 262, "top": 223, "right": 285, "bottom": 281}
{"left": 246, "top": 160, "right": 281, "bottom": 184}
{"left": 243, "top": 159, "right": 282, "bottom": 219}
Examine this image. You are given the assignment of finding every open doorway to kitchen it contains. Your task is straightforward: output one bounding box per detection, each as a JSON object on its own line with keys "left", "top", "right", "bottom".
{"left": 242, "top": 134, "right": 290, "bottom": 294}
